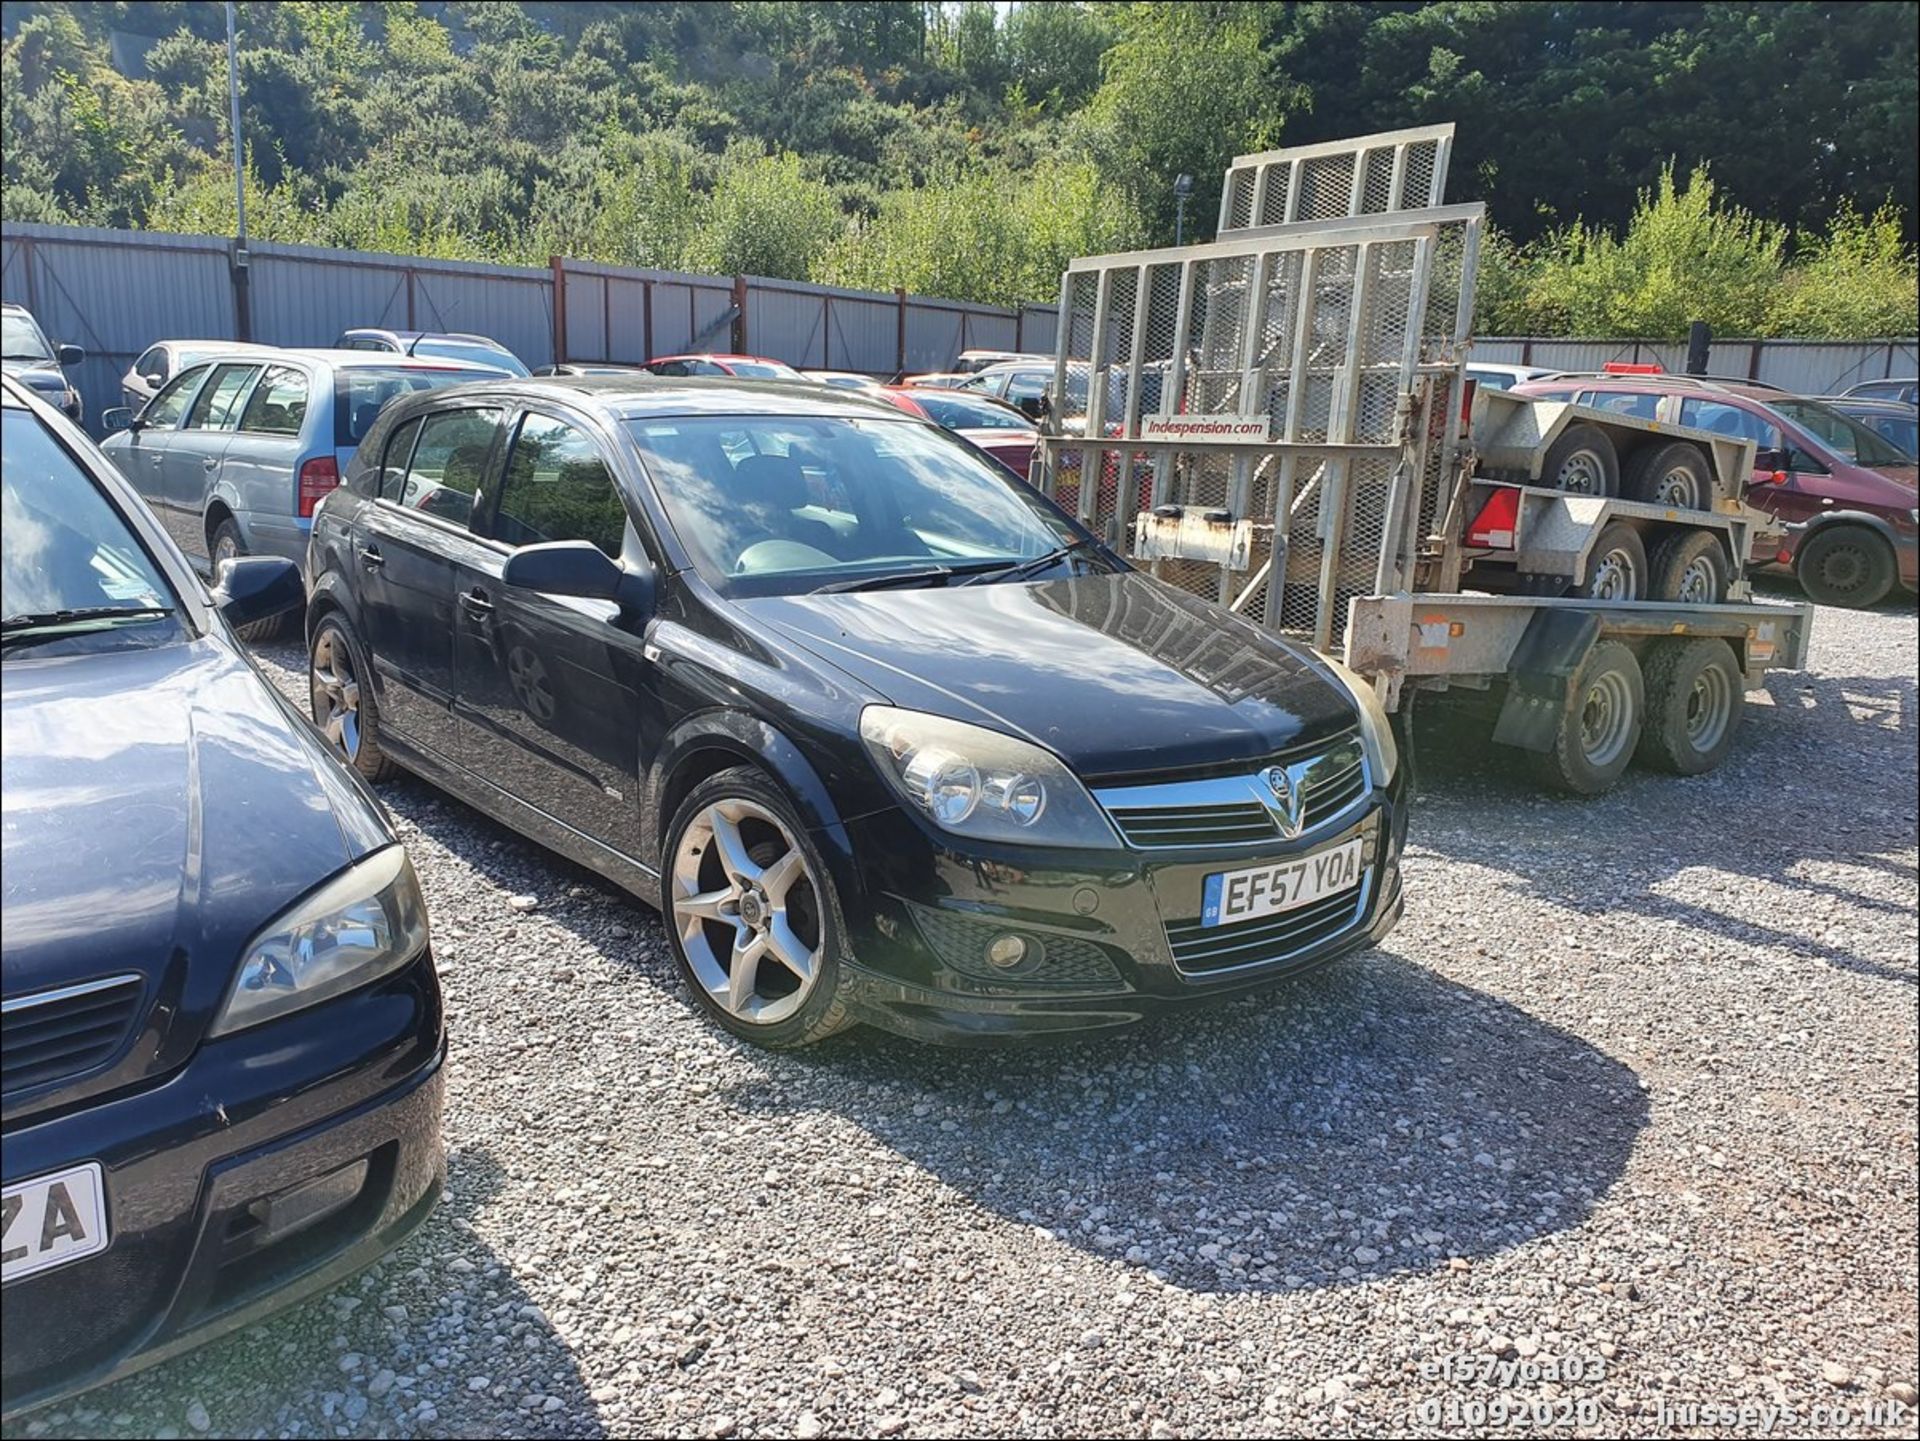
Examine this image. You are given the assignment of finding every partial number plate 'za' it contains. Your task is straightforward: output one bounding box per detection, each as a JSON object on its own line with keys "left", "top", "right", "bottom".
{"left": 1200, "top": 837, "right": 1363, "bottom": 929}
{"left": 2, "top": 1162, "right": 109, "bottom": 1284}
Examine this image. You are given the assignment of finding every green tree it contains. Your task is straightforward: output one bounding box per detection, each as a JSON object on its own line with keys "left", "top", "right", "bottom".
{"left": 1769, "top": 205, "right": 1920, "bottom": 338}
{"left": 1004, "top": 1, "right": 1110, "bottom": 111}
{"left": 686, "top": 148, "right": 844, "bottom": 279}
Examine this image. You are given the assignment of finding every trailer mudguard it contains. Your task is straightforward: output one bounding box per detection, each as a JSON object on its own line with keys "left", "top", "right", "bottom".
{"left": 1491, "top": 608, "right": 1603, "bottom": 753}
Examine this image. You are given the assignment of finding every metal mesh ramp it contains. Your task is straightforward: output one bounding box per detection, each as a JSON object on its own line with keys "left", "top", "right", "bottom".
{"left": 1219, "top": 126, "right": 1455, "bottom": 232}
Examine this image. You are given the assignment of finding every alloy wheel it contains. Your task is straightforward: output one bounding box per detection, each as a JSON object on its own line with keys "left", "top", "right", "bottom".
{"left": 310, "top": 627, "right": 363, "bottom": 761}
{"left": 671, "top": 797, "right": 823, "bottom": 1026}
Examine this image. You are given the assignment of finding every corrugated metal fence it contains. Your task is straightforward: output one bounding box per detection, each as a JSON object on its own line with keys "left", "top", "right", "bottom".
{"left": 0, "top": 222, "right": 1060, "bottom": 431}
{"left": 1475, "top": 336, "right": 1919, "bottom": 397}
{"left": 2, "top": 221, "right": 1906, "bottom": 434}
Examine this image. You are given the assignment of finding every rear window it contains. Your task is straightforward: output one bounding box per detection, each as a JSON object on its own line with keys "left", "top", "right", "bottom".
{"left": 238, "top": 365, "right": 309, "bottom": 437}
{"left": 910, "top": 392, "right": 1037, "bottom": 432}
{"left": 722, "top": 360, "right": 800, "bottom": 379}
{"left": 411, "top": 339, "right": 529, "bottom": 377}
{"left": 335, "top": 366, "right": 502, "bottom": 447}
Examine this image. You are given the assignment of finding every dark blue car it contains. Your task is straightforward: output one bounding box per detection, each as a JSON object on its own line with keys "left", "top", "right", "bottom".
{"left": 0, "top": 375, "right": 445, "bottom": 1418}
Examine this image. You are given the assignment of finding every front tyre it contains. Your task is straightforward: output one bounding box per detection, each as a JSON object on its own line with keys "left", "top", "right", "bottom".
{"left": 309, "top": 611, "right": 395, "bottom": 782}
{"left": 664, "top": 767, "right": 855, "bottom": 1048}
{"left": 1795, "top": 525, "right": 1896, "bottom": 609}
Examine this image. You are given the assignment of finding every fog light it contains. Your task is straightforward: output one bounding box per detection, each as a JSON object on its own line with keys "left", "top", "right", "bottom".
{"left": 986, "top": 934, "right": 1030, "bottom": 969}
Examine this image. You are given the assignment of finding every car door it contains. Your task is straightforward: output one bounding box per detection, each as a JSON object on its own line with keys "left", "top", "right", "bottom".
{"left": 166, "top": 360, "right": 263, "bottom": 566}
{"left": 222, "top": 361, "right": 314, "bottom": 552}
{"left": 107, "top": 362, "right": 212, "bottom": 553}
{"left": 354, "top": 404, "right": 505, "bottom": 760}
{"left": 453, "top": 406, "right": 651, "bottom": 856}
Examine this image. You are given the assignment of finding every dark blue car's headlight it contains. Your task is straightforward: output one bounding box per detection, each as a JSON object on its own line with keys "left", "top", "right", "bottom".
{"left": 210, "top": 845, "right": 429, "bottom": 1036}
{"left": 860, "top": 705, "right": 1121, "bottom": 848}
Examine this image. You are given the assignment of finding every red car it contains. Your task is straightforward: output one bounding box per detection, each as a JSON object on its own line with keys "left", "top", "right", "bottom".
{"left": 879, "top": 386, "right": 1039, "bottom": 480}
{"left": 639, "top": 354, "right": 803, "bottom": 379}
{"left": 1514, "top": 374, "right": 1918, "bottom": 608}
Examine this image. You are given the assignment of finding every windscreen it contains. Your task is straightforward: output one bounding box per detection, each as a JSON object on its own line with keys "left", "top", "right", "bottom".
{"left": 627, "top": 415, "right": 1079, "bottom": 596}
{"left": 1772, "top": 399, "right": 1914, "bottom": 469}
{"left": 909, "top": 393, "right": 1037, "bottom": 431}
{"left": 1, "top": 311, "right": 54, "bottom": 364}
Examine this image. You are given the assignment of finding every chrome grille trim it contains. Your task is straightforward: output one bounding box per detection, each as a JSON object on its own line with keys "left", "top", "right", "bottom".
{"left": 1, "top": 973, "right": 145, "bottom": 1097}
{"left": 1165, "top": 871, "right": 1374, "bottom": 977}
{"left": 1095, "top": 728, "right": 1371, "bottom": 849}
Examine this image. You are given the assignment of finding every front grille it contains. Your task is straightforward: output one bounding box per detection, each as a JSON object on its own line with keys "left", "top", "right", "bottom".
{"left": 1099, "top": 728, "right": 1369, "bottom": 850}
{"left": 1164, "top": 882, "right": 1367, "bottom": 974}
{"left": 2, "top": 975, "right": 145, "bottom": 1097}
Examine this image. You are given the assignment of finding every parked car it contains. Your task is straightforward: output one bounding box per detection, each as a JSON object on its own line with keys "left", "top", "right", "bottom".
{"left": 958, "top": 358, "right": 1054, "bottom": 415}
{"left": 952, "top": 349, "right": 1054, "bottom": 374}
{"left": 120, "top": 340, "right": 280, "bottom": 414}
{"left": 1514, "top": 374, "right": 1918, "bottom": 607}
{"left": 803, "top": 370, "right": 887, "bottom": 390}
{"left": 897, "top": 372, "right": 973, "bottom": 389}
{"left": 1465, "top": 363, "right": 1565, "bottom": 391}
{"left": 879, "top": 386, "right": 1039, "bottom": 478}
{"left": 0, "top": 375, "right": 444, "bottom": 1420}
{"left": 1840, "top": 377, "right": 1918, "bottom": 405}
{"left": 532, "top": 362, "right": 647, "bottom": 377}
{"left": 1, "top": 302, "right": 84, "bottom": 423}
{"left": 1818, "top": 395, "right": 1917, "bottom": 460}
{"left": 98, "top": 350, "right": 511, "bottom": 634}
{"left": 305, "top": 376, "right": 1406, "bottom": 1047}
{"left": 335, "top": 328, "right": 530, "bottom": 377}
{"left": 639, "top": 354, "right": 803, "bottom": 379}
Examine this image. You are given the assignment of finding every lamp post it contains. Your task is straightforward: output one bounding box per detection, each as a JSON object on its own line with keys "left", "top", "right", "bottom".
{"left": 1173, "top": 173, "right": 1194, "bottom": 246}
{"left": 226, "top": 1, "right": 251, "bottom": 339}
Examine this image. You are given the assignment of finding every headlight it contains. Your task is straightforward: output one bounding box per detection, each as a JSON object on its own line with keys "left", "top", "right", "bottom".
{"left": 210, "top": 846, "right": 429, "bottom": 1036}
{"left": 860, "top": 705, "right": 1120, "bottom": 847}
{"left": 1315, "top": 653, "right": 1399, "bottom": 786}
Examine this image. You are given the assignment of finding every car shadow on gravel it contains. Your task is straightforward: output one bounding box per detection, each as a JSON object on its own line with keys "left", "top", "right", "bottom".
{"left": 3, "top": 1147, "right": 601, "bottom": 1441}
{"left": 715, "top": 951, "right": 1652, "bottom": 1295}
{"left": 1404, "top": 670, "right": 1919, "bottom": 988}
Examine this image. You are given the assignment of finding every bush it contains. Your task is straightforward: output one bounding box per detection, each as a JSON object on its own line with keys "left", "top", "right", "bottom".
{"left": 1768, "top": 204, "right": 1919, "bottom": 339}
{"left": 684, "top": 148, "right": 844, "bottom": 281}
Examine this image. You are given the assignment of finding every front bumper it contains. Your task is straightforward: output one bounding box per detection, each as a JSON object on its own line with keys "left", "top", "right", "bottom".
{"left": 1, "top": 952, "right": 445, "bottom": 1419}
{"left": 834, "top": 785, "right": 1407, "bottom": 1044}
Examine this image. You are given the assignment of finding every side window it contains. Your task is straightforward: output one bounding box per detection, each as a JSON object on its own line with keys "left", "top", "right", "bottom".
{"left": 649, "top": 360, "right": 687, "bottom": 377}
{"left": 184, "top": 363, "right": 260, "bottom": 431}
{"left": 1679, "top": 398, "right": 1776, "bottom": 447}
{"left": 133, "top": 346, "right": 165, "bottom": 382}
{"left": 143, "top": 365, "right": 209, "bottom": 428}
{"left": 1578, "top": 390, "right": 1659, "bottom": 420}
{"left": 491, "top": 413, "right": 627, "bottom": 557}
{"left": 398, "top": 408, "right": 502, "bottom": 524}
{"left": 691, "top": 361, "right": 727, "bottom": 376}
{"left": 237, "top": 365, "right": 310, "bottom": 436}
{"left": 376, "top": 417, "right": 423, "bottom": 501}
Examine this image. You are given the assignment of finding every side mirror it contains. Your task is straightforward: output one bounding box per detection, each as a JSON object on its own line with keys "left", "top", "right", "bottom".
{"left": 502, "top": 540, "right": 652, "bottom": 613}
{"left": 102, "top": 407, "right": 136, "bottom": 433}
{"left": 212, "top": 556, "right": 303, "bottom": 631}
{"left": 57, "top": 343, "right": 85, "bottom": 367}
{"left": 1753, "top": 447, "right": 1790, "bottom": 473}
{"left": 144, "top": 371, "right": 164, "bottom": 387}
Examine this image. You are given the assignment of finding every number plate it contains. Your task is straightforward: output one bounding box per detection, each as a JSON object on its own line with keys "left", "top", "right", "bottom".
{"left": 2, "top": 1162, "right": 109, "bottom": 1283}
{"left": 1200, "top": 837, "right": 1364, "bottom": 928}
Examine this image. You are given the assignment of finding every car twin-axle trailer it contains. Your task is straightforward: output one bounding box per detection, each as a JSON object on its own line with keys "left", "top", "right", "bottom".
{"left": 1030, "top": 124, "right": 1811, "bottom": 795}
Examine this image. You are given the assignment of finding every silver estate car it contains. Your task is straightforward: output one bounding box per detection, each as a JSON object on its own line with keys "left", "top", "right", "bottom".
{"left": 118, "top": 339, "right": 281, "bottom": 413}
{"left": 100, "top": 350, "right": 509, "bottom": 629}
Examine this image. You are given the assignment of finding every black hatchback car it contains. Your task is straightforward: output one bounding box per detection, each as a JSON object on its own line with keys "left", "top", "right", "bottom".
{"left": 0, "top": 377, "right": 444, "bottom": 1417}
{"left": 306, "top": 377, "right": 1406, "bottom": 1046}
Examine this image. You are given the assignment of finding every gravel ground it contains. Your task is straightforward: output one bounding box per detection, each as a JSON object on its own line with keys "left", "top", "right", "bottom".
{"left": 8, "top": 590, "right": 1916, "bottom": 1441}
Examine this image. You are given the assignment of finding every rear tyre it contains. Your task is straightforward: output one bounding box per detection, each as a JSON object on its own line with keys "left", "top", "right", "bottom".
{"left": 1574, "top": 522, "right": 1649, "bottom": 601}
{"left": 1541, "top": 423, "right": 1620, "bottom": 498}
{"left": 1526, "top": 639, "right": 1645, "bottom": 796}
{"left": 1636, "top": 638, "right": 1742, "bottom": 776}
{"left": 1795, "top": 525, "right": 1897, "bottom": 609}
{"left": 664, "top": 767, "right": 855, "bottom": 1049}
{"left": 1648, "top": 530, "right": 1730, "bottom": 605}
{"left": 309, "top": 612, "right": 395, "bottom": 782}
{"left": 1623, "top": 441, "right": 1712, "bottom": 510}
{"left": 212, "top": 519, "right": 292, "bottom": 642}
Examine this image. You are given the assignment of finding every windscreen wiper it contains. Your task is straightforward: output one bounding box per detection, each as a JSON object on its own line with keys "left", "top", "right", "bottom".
{"left": 1, "top": 605, "right": 176, "bottom": 645}
{"left": 812, "top": 567, "right": 955, "bottom": 594}
{"left": 955, "top": 537, "right": 1092, "bottom": 586}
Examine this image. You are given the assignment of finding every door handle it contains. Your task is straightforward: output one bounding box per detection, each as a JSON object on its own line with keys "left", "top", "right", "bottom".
{"left": 202, "top": 456, "right": 218, "bottom": 471}
{"left": 360, "top": 544, "right": 384, "bottom": 572}
{"left": 459, "top": 587, "right": 494, "bottom": 619}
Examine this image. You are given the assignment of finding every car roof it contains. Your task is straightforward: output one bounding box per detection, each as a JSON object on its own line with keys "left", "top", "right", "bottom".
{"left": 279, "top": 348, "right": 511, "bottom": 371}
{"left": 1818, "top": 394, "right": 1917, "bottom": 413}
{"left": 649, "top": 353, "right": 793, "bottom": 364}
{"left": 400, "top": 374, "right": 917, "bottom": 423}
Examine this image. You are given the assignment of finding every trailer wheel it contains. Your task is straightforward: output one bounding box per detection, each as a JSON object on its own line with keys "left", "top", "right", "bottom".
{"left": 1574, "top": 522, "right": 1648, "bottom": 601}
{"left": 1795, "top": 525, "right": 1897, "bottom": 609}
{"left": 1624, "top": 440, "right": 1711, "bottom": 510}
{"left": 1542, "top": 424, "right": 1620, "bottom": 498}
{"left": 1527, "top": 640, "right": 1644, "bottom": 796}
{"left": 1649, "top": 529, "right": 1729, "bottom": 604}
{"left": 1636, "top": 638, "right": 1742, "bottom": 776}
